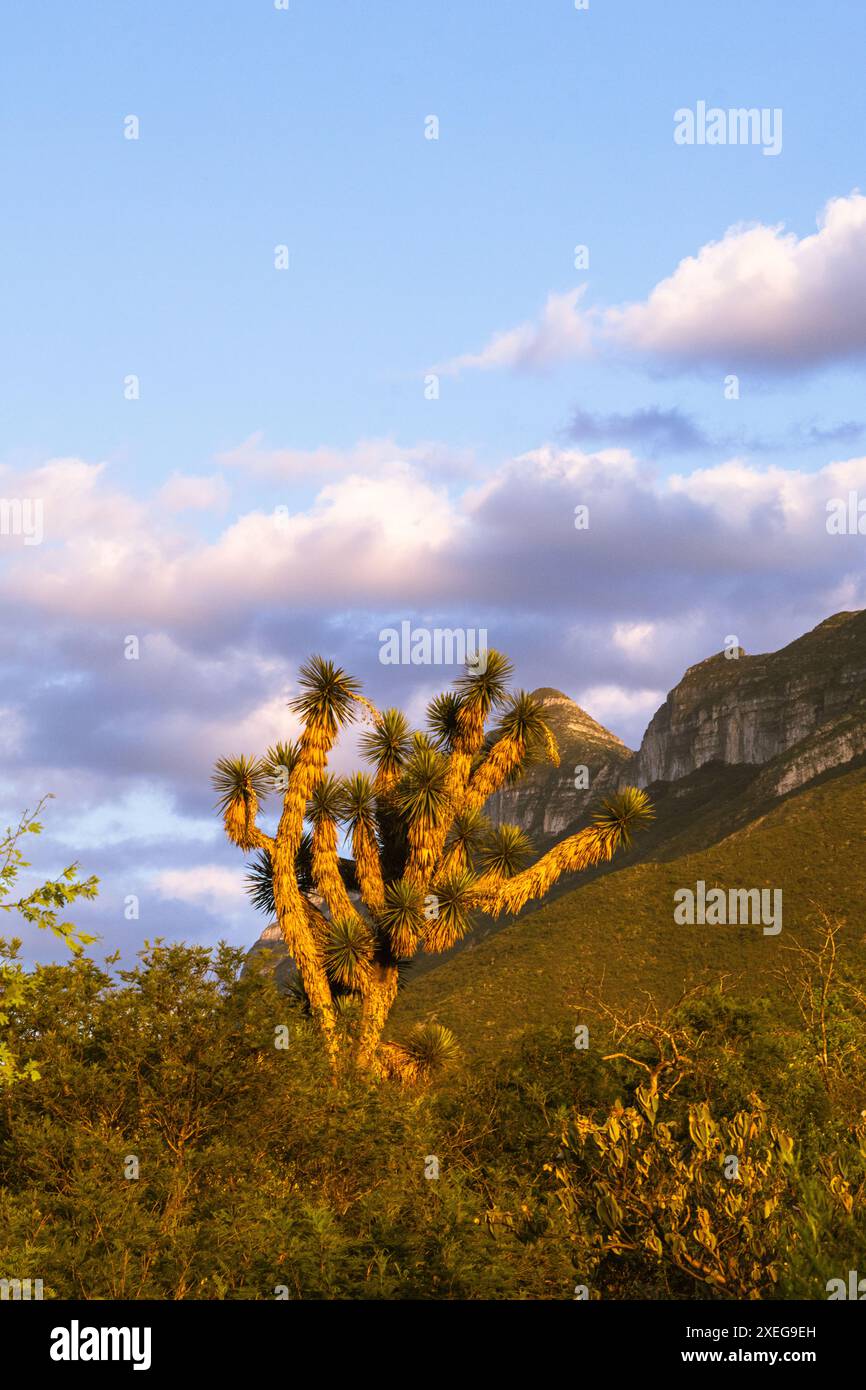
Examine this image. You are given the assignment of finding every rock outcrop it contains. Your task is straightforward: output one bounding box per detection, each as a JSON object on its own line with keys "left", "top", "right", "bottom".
{"left": 633, "top": 611, "right": 866, "bottom": 788}
{"left": 483, "top": 688, "right": 634, "bottom": 844}
{"left": 484, "top": 611, "right": 866, "bottom": 841}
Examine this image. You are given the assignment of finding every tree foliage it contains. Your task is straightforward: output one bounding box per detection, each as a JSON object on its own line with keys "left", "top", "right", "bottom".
{"left": 0, "top": 799, "right": 98, "bottom": 1087}
{"left": 0, "top": 941, "right": 862, "bottom": 1299}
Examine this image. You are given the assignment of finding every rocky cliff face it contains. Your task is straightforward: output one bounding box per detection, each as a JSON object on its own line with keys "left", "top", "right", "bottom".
{"left": 633, "top": 610, "right": 866, "bottom": 788}
{"left": 485, "top": 611, "right": 866, "bottom": 839}
{"left": 748, "top": 692, "right": 866, "bottom": 800}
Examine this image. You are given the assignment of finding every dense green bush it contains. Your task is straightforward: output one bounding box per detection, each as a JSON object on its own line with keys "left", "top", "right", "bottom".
{"left": 0, "top": 939, "right": 863, "bottom": 1299}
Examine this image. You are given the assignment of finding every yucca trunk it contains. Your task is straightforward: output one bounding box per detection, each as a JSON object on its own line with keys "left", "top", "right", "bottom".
{"left": 438, "top": 839, "right": 469, "bottom": 876}
{"left": 357, "top": 958, "right": 400, "bottom": 1071}
{"left": 373, "top": 765, "right": 399, "bottom": 797}
{"left": 445, "top": 746, "right": 475, "bottom": 804}
{"left": 462, "top": 735, "right": 524, "bottom": 811}
{"left": 290, "top": 722, "right": 333, "bottom": 818}
{"left": 273, "top": 721, "right": 341, "bottom": 1066}
{"left": 404, "top": 817, "right": 440, "bottom": 890}
{"left": 224, "top": 790, "right": 273, "bottom": 852}
{"left": 467, "top": 864, "right": 506, "bottom": 896}
{"left": 271, "top": 828, "right": 339, "bottom": 1066}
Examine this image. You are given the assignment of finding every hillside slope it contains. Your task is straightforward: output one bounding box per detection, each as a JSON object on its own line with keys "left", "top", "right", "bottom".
{"left": 389, "top": 761, "right": 866, "bottom": 1061}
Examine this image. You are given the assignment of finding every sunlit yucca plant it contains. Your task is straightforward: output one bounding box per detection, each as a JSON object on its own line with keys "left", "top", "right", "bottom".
{"left": 477, "top": 823, "right": 534, "bottom": 881}
{"left": 323, "top": 917, "right": 374, "bottom": 990}
{"left": 216, "top": 649, "right": 653, "bottom": 1078}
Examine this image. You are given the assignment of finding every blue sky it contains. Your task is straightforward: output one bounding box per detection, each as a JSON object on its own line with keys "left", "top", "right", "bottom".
{"left": 2, "top": 1, "right": 865, "bottom": 962}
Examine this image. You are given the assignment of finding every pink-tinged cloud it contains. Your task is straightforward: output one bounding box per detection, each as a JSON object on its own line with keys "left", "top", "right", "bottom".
{"left": 436, "top": 288, "right": 593, "bottom": 375}
{"left": 575, "top": 684, "right": 666, "bottom": 730}
{"left": 438, "top": 193, "right": 866, "bottom": 375}
{"left": 3, "top": 449, "right": 866, "bottom": 640}
{"left": 157, "top": 473, "right": 231, "bottom": 513}
{"left": 1, "top": 460, "right": 463, "bottom": 628}
{"left": 217, "top": 433, "right": 473, "bottom": 482}
{"left": 606, "top": 192, "right": 866, "bottom": 367}
{"left": 152, "top": 865, "right": 250, "bottom": 915}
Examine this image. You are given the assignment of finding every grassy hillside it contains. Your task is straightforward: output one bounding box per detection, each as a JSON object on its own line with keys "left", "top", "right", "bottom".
{"left": 388, "top": 761, "right": 866, "bottom": 1060}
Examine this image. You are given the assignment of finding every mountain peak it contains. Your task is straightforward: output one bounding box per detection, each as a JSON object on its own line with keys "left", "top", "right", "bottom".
{"left": 682, "top": 647, "right": 747, "bottom": 678}
{"left": 483, "top": 687, "right": 634, "bottom": 842}
{"left": 529, "top": 687, "right": 632, "bottom": 751}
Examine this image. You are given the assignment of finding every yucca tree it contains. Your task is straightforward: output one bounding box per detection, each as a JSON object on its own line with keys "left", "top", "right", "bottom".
{"left": 215, "top": 653, "right": 653, "bottom": 1079}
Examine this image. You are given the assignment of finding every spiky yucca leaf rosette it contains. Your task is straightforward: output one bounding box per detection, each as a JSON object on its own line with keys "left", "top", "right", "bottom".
{"left": 424, "top": 869, "right": 476, "bottom": 953}
{"left": 469, "top": 789, "right": 655, "bottom": 917}
{"left": 323, "top": 917, "right": 375, "bottom": 990}
{"left": 380, "top": 877, "right": 425, "bottom": 958}
{"left": 212, "top": 755, "right": 272, "bottom": 850}
{"left": 591, "top": 786, "right": 655, "bottom": 853}
{"left": 380, "top": 1023, "right": 460, "bottom": 1084}
{"left": 476, "top": 823, "right": 534, "bottom": 881}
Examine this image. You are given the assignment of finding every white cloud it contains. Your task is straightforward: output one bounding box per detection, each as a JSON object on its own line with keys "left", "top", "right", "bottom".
{"left": 1, "top": 459, "right": 461, "bottom": 626}
{"left": 606, "top": 192, "right": 866, "bottom": 367}
{"left": 437, "top": 288, "right": 593, "bottom": 375}
{"left": 161, "top": 690, "right": 302, "bottom": 771}
{"left": 52, "top": 787, "right": 217, "bottom": 850}
{"left": 576, "top": 684, "right": 665, "bottom": 730}
{"left": 217, "top": 433, "right": 472, "bottom": 481}
{"left": 437, "top": 193, "right": 866, "bottom": 375}
{"left": 666, "top": 457, "right": 857, "bottom": 530}
{"left": 4, "top": 448, "right": 866, "bottom": 637}
{"left": 157, "top": 473, "right": 230, "bottom": 512}
{"left": 613, "top": 622, "right": 656, "bottom": 654}
{"left": 0, "top": 457, "right": 145, "bottom": 540}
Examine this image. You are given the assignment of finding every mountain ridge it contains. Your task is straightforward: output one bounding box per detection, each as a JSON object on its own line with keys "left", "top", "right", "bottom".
{"left": 486, "top": 609, "right": 866, "bottom": 844}
{"left": 484, "top": 683, "right": 633, "bottom": 839}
